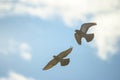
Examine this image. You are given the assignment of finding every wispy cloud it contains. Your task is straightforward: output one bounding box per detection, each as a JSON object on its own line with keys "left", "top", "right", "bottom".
{"left": 0, "top": 0, "right": 119, "bottom": 25}
{"left": 0, "top": 0, "right": 120, "bottom": 60}
{"left": 0, "top": 38, "right": 32, "bottom": 61}
{"left": 19, "top": 43, "right": 32, "bottom": 61}
{"left": 0, "top": 38, "right": 18, "bottom": 55}
{"left": 92, "top": 11, "right": 120, "bottom": 60}
{"left": 0, "top": 71, "right": 35, "bottom": 80}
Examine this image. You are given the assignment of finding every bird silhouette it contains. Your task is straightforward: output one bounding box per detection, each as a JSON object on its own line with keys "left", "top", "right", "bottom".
{"left": 75, "top": 23, "right": 96, "bottom": 45}
{"left": 43, "top": 47, "right": 73, "bottom": 70}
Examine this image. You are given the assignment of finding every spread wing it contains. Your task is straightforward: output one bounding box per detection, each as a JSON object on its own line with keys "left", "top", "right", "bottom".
{"left": 43, "top": 58, "right": 59, "bottom": 70}
{"left": 74, "top": 32, "right": 82, "bottom": 45}
{"left": 80, "top": 23, "right": 96, "bottom": 33}
{"left": 57, "top": 47, "right": 73, "bottom": 58}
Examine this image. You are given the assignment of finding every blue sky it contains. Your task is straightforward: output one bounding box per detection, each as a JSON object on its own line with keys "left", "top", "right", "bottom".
{"left": 0, "top": 0, "right": 120, "bottom": 80}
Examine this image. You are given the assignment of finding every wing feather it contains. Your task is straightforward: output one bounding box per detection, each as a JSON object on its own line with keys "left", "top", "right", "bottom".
{"left": 57, "top": 47, "right": 73, "bottom": 58}
{"left": 75, "top": 32, "right": 82, "bottom": 45}
{"left": 80, "top": 23, "right": 96, "bottom": 33}
{"left": 43, "top": 58, "right": 59, "bottom": 70}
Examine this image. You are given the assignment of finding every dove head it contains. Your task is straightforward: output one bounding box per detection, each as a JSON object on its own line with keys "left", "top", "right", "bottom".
{"left": 53, "top": 55, "right": 57, "bottom": 58}
{"left": 53, "top": 55, "right": 61, "bottom": 60}
{"left": 75, "top": 30, "right": 79, "bottom": 33}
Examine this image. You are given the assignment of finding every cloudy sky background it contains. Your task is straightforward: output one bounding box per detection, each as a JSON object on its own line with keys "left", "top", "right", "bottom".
{"left": 0, "top": 0, "right": 120, "bottom": 80}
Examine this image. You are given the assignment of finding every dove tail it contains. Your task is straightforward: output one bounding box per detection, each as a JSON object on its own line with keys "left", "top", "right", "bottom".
{"left": 84, "top": 34, "right": 94, "bottom": 42}
{"left": 60, "top": 58, "right": 70, "bottom": 66}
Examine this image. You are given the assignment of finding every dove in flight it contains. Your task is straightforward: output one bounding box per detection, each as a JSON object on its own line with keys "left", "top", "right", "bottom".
{"left": 74, "top": 23, "right": 96, "bottom": 45}
{"left": 43, "top": 47, "right": 73, "bottom": 70}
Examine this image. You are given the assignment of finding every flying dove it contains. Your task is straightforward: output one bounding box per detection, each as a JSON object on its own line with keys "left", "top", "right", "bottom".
{"left": 43, "top": 47, "right": 73, "bottom": 70}
{"left": 74, "top": 23, "right": 96, "bottom": 45}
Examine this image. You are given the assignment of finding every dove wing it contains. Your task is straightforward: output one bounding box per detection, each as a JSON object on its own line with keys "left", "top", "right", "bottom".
{"left": 74, "top": 32, "right": 82, "bottom": 45}
{"left": 43, "top": 58, "right": 59, "bottom": 70}
{"left": 80, "top": 23, "right": 96, "bottom": 33}
{"left": 57, "top": 47, "right": 73, "bottom": 58}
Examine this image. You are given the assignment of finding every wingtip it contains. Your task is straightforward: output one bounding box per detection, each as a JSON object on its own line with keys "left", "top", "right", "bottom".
{"left": 42, "top": 67, "right": 48, "bottom": 70}
{"left": 43, "top": 69, "right": 46, "bottom": 70}
{"left": 85, "top": 22, "right": 97, "bottom": 25}
{"left": 42, "top": 67, "right": 46, "bottom": 70}
{"left": 94, "top": 22, "right": 97, "bottom": 25}
{"left": 69, "top": 47, "right": 73, "bottom": 50}
{"left": 90, "top": 22, "right": 97, "bottom": 25}
{"left": 78, "top": 43, "right": 81, "bottom": 45}
{"left": 70, "top": 46, "right": 73, "bottom": 49}
{"left": 77, "top": 41, "right": 81, "bottom": 45}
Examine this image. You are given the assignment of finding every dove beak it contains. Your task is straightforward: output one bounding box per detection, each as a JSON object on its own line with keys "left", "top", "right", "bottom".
{"left": 75, "top": 30, "right": 79, "bottom": 32}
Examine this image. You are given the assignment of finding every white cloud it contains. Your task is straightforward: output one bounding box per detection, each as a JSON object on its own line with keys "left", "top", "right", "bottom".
{"left": 0, "top": 71, "right": 35, "bottom": 80}
{"left": 0, "top": 0, "right": 120, "bottom": 60}
{"left": 20, "top": 52, "right": 32, "bottom": 61}
{"left": 92, "top": 11, "right": 120, "bottom": 60}
{"left": 0, "top": 38, "right": 18, "bottom": 55}
{"left": 19, "top": 43, "right": 32, "bottom": 61}
{"left": 19, "top": 43, "right": 30, "bottom": 51}
{"left": 0, "top": 38, "right": 32, "bottom": 61}
{"left": 0, "top": 0, "right": 119, "bottom": 25}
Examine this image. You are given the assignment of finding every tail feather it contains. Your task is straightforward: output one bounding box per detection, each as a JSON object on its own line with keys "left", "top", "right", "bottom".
{"left": 60, "top": 58, "right": 70, "bottom": 66}
{"left": 84, "top": 34, "right": 94, "bottom": 42}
